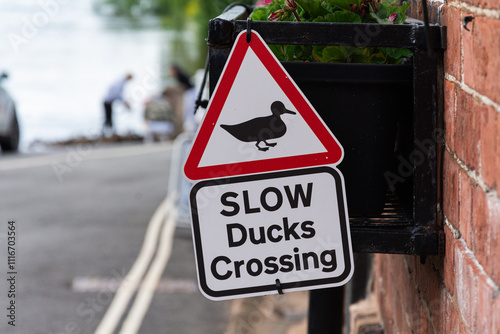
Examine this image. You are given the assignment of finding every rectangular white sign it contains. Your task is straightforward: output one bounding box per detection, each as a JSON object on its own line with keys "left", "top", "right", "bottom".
{"left": 189, "top": 166, "right": 353, "bottom": 300}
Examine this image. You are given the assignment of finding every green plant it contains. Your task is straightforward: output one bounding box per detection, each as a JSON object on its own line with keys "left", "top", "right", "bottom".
{"left": 250, "top": 0, "right": 413, "bottom": 64}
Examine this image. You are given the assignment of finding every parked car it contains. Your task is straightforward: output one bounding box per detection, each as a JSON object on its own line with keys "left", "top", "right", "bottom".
{"left": 0, "top": 72, "right": 20, "bottom": 152}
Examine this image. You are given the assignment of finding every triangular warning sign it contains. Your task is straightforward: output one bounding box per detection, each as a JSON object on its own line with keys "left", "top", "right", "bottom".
{"left": 184, "top": 30, "right": 343, "bottom": 181}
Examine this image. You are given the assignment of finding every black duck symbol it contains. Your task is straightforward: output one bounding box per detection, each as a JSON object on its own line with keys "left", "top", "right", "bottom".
{"left": 220, "top": 101, "right": 296, "bottom": 151}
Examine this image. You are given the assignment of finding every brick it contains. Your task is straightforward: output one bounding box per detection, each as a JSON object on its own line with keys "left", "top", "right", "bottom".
{"left": 463, "top": 17, "right": 500, "bottom": 105}
{"left": 444, "top": 80, "right": 457, "bottom": 151}
{"left": 374, "top": 255, "right": 393, "bottom": 329}
{"left": 443, "top": 152, "right": 460, "bottom": 226}
{"left": 464, "top": 0, "right": 500, "bottom": 11}
{"left": 444, "top": 293, "right": 469, "bottom": 333}
{"left": 454, "top": 239, "right": 477, "bottom": 329}
{"left": 427, "top": 290, "right": 447, "bottom": 332}
{"left": 443, "top": 293, "right": 453, "bottom": 333}
{"left": 376, "top": 255, "right": 415, "bottom": 334}
{"left": 497, "top": 119, "right": 500, "bottom": 189}
{"left": 479, "top": 105, "right": 498, "bottom": 189}
{"left": 404, "top": 255, "right": 416, "bottom": 285}
{"left": 493, "top": 294, "right": 500, "bottom": 334}
{"left": 438, "top": 292, "right": 452, "bottom": 333}
{"left": 409, "top": 1, "right": 441, "bottom": 23}
{"left": 487, "top": 195, "right": 500, "bottom": 285}
{"left": 455, "top": 90, "right": 481, "bottom": 170}
{"left": 457, "top": 314, "right": 470, "bottom": 333}
{"left": 416, "top": 308, "right": 430, "bottom": 334}
{"left": 441, "top": 6, "right": 462, "bottom": 79}
{"left": 453, "top": 237, "right": 499, "bottom": 332}
{"left": 396, "top": 257, "right": 413, "bottom": 302}
{"left": 444, "top": 226, "right": 456, "bottom": 294}
{"left": 472, "top": 185, "right": 490, "bottom": 273}
{"left": 407, "top": 0, "right": 418, "bottom": 21}
{"left": 459, "top": 170, "right": 473, "bottom": 247}
{"left": 475, "top": 274, "right": 495, "bottom": 333}
{"left": 414, "top": 258, "right": 441, "bottom": 307}
{"left": 428, "top": 2, "right": 440, "bottom": 24}
{"left": 404, "top": 261, "right": 423, "bottom": 332}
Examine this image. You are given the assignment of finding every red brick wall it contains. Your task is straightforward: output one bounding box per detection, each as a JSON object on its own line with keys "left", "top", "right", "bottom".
{"left": 373, "top": 0, "right": 500, "bottom": 332}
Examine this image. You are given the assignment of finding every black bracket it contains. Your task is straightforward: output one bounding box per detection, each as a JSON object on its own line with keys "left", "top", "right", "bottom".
{"left": 246, "top": 17, "right": 252, "bottom": 43}
{"left": 463, "top": 16, "right": 474, "bottom": 31}
{"left": 275, "top": 279, "right": 284, "bottom": 294}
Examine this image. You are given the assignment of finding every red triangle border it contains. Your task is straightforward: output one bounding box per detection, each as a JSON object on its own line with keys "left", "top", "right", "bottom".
{"left": 184, "top": 30, "right": 343, "bottom": 181}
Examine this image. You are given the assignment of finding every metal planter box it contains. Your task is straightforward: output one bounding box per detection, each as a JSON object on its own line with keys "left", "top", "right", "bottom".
{"left": 282, "top": 61, "right": 412, "bottom": 216}
{"left": 207, "top": 5, "right": 446, "bottom": 256}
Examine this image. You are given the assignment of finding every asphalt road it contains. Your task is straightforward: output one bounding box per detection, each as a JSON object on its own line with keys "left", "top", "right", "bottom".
{"left": 0, "top": 142, "right": 232, "bottom": 334}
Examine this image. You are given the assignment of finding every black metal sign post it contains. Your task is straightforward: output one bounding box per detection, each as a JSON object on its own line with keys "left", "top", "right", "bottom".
{"left": 308, "top": 287, "right": 345, "bottom": 333}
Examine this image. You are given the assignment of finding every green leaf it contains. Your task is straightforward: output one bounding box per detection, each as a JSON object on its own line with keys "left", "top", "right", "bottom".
{"left": 323, "top": 0, "right": 354, "bottom": 12}
{"left": 321, "top": 46, "right": 346, "bottom": 62}
{"left": 395, "top": 1, "right": 410, "bottom": 15}
{"left": 382, "top": 0, "right": 400, "bottom": 6}
{"left": 250, "top": 7, "right": 268, "bottom": 21}
{"left": 368, "top": 4, "right": 389, "bottom": 23}
{"left": 377, "top": 4, "right": 388, "bottom": 19}
{"left": 284, "top": 45, "right": 297, "bottom": 61}
{"left": 252, "top": 0, "right": 413, "bottom": 64}
{"left": 369, "top": 56, "right": 387, "bottom": 64}
{"left": 268, "top": 0, "right": 284, "bottom": 13}
{"left": 350, "top": 54, "right": 370, "bottom": 63}
{"left": 381, "top": 1, "right": 410, "bottom": 23}
{"left": 378, "top": 47, "right": 413, "bottom": 63}
{"left": 324, "top": 11, "right": 362, "bottom": 23}
{"left": 312, "top": 45, "right": 326, "bottom": 61}
{"left": 380, "top": 47, "right": 413, "bottom": 59}
{"left": 369, "top": 13, "right": 391, "bottom": 24}
{"left": 269, "top": 44, "right": 286, "bottom": 61}
{"left": 295, "top": 0, "right": 329, "bottom": 20}
{"left": 319, "top": 1, "right": 336, "bottom": 14}
{"left": 342, "top": 46, "right": 368, "bottom": 63}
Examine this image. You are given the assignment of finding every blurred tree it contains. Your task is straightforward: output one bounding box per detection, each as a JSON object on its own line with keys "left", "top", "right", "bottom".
{"left": 95, "top": 0, "right": 254, "bottom": 69}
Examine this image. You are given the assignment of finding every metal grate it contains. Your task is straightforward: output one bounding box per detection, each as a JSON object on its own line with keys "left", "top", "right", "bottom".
{"left": 349, "top": 193, "right": 412, "bottom": 228}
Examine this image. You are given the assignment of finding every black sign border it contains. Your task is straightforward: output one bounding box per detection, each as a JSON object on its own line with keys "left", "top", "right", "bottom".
{"left": 190, "top": 166, "right": 353, "bottom": 299}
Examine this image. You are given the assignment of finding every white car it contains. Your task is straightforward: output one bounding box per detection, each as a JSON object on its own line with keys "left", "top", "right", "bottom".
{"left": 0, "top": 72, "right": 19, "bottom": 152}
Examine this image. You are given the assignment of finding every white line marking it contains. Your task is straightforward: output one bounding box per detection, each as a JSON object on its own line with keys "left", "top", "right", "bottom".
{"left": 94, "top": 196, "right": 172, "bottom": 334}
{"left": 119, "top": 208, "right": 177, "bottom": 334}
{"left": 71, "top": 276, "right": 197, "bottom": 294}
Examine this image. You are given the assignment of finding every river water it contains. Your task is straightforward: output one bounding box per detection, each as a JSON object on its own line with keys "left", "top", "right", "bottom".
{"left": 0, "top": 0, "right": 198, "bottom": 151}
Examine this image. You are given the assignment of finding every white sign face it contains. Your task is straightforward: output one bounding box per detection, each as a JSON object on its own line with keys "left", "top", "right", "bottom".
{"left": 197, "top": 48, "right": 328, "bottom": 167}
{"left": 189, "top": 166, "right": 353, "bottom": 300}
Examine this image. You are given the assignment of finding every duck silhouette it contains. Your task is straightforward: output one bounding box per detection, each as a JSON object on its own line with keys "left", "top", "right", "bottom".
{"left": 220, "top": 101, "right": 296, "bottom": 151}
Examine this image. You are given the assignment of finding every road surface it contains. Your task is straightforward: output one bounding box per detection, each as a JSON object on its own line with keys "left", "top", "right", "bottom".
{"left": 0, "top": 142, "right": 231, "bottom": 333}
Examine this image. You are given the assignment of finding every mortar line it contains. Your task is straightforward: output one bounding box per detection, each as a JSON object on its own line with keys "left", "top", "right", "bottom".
{"left": 445, "top": 73, "right": 500, "bottom": 113}
{"left": 447, "top": 1, "right": 500, "bottom": 19}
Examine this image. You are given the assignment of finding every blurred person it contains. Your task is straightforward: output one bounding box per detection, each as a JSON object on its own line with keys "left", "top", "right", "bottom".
{"left": 169, "top": 64, "right": 193, "bottom": 91}
{"left": 168, "top": 64, "right": 198, "bottom": 133}
{"left": 102, "top": 73, "right": 133, "bottom": 134}
{"left": 143, "top": 88, "right": 177, "bottom": 142}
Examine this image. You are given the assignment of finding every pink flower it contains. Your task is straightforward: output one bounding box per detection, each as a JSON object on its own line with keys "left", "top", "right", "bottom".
{"left": 269, "top": 9, "right": 284, "bottom": 21}
{"left": 350, "top": 4, "right": 357, "bottom": 12}
{"left": 388, "top": 12, "right": 397, "bottom": 22}
{"left": 264, "top": 0, "right": 273, "bottom": 4}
